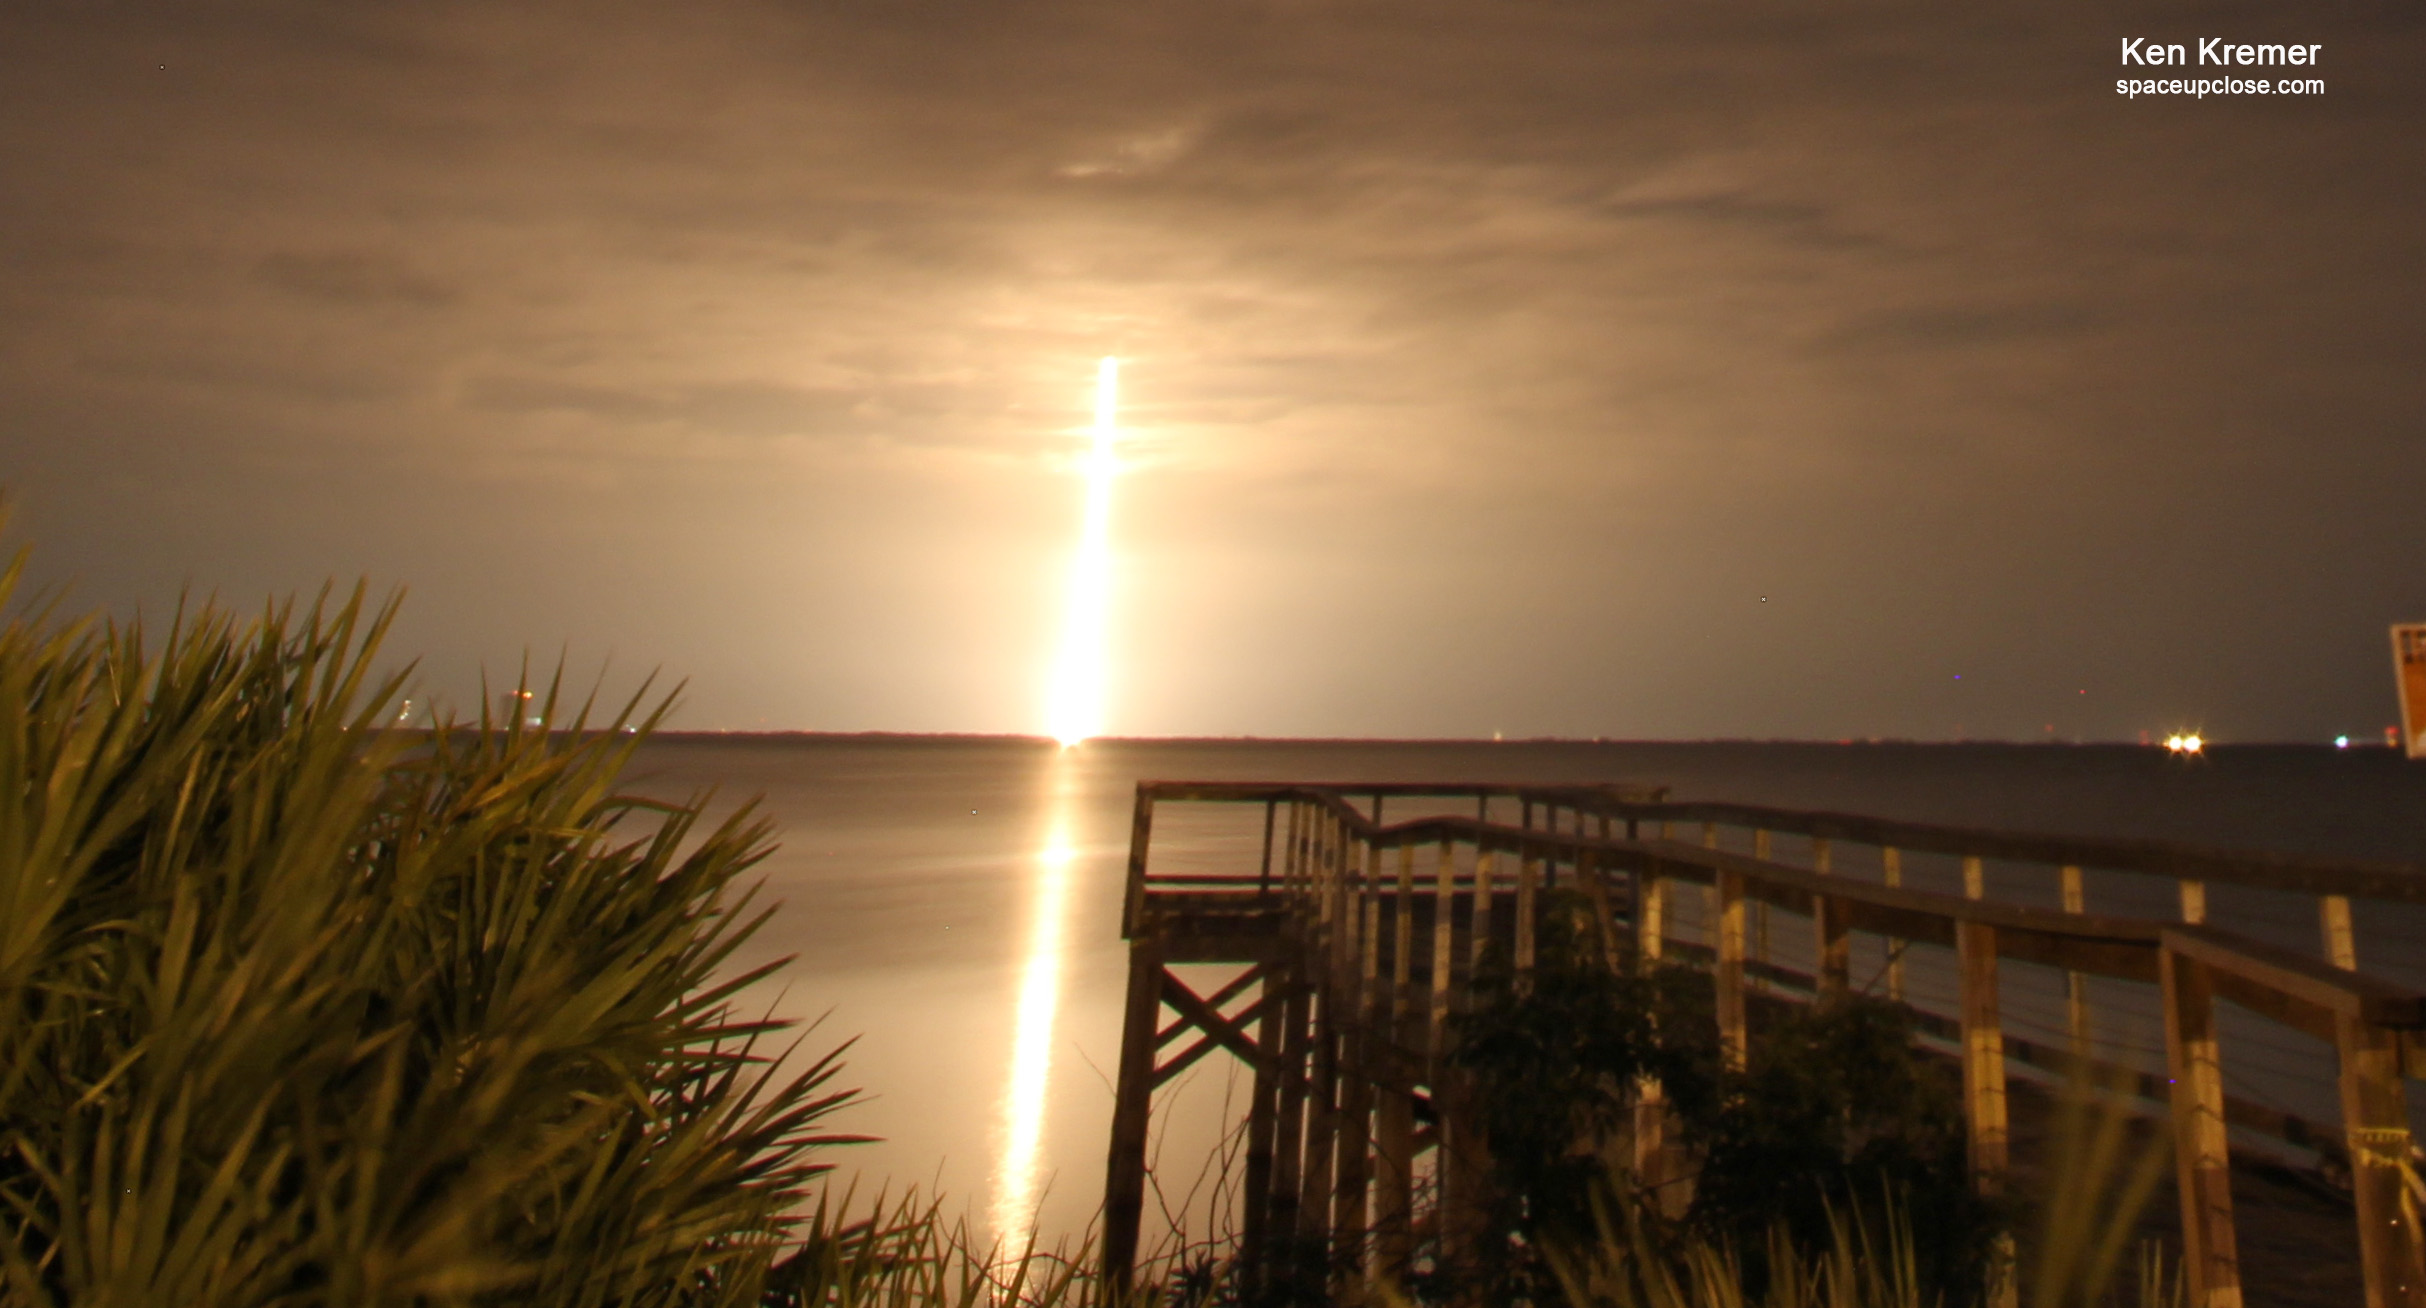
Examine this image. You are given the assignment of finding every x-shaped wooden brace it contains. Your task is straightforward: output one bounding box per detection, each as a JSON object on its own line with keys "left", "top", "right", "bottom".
{"left": 1152, "top": 966, "right": 1286, "bottom": 1090}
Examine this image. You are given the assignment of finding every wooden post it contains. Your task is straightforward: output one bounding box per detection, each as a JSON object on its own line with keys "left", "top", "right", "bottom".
{"left": 1300, "top": 934, "right": 1341, "bottom": 1275}
{"left": 1241, "top": 961, "right": 1288, "bottom": 1297}
{"left": 1715, "top": 869, "right": 1747, "bottom": 1070}
{"left": 2179, "top": 878, "right": 2207, "bottom": 924}
{"left": 2061, "top": 865, "right": 2091, "bottom": 1058}
{"left": 1259, "top": 799, "right": 1277, "bottom": 893}
{"left": 1751, "top": 829, "right": 1772, "bottom": 994}
{"left": 1515, "top": 834, "right": 1539, "bottom": 976}
{"left": 1375, "top": 844, "right": 1418, "bottom": 1288}
{"left": 1956, "top": 921, "right": 2010, "bottom": 1182}
{"left": 1812, "top": 839, "right": 1842, "bottom": 1001}
{"left": 1883, "top": 846, "right": 1905, "bottom": 1001}
{"left": 1588, "top": 871, "right": 1622, "bottom": 971}
{"left": 1271, "top": 947, "right": 1314, "bottom": 1263}
{"left": 1316, "top": 809, "right": 1338, "bottom": 927}
{"left": 1285, "top": 801, "right": 1305, "bottom": 894}
{"left": 1957, "top": 920, "right": 2016, "bottom": 1308}
{"left": 1633, "top": 856, "right": 1670, "bottom": 1193}
{"left": 1394, "top": 843, "right": 1417, "bottom": 997}
{"left": 2160, "top": 946, "right": 2241, "bottom": 1308}
{"left": 1331, "top": 841, "right": 1379, "bottom": 1296}
{"left": 1331, "top": 1033, "right": 1373, "bottom": 1295}
{"left": 1103, "top": 932, "right": 1168, "bottom": 1291}
{"left": 2337, "top": 1012, "right": 2425, "bottom": 1308}
{"left": 1636, "top": 866, "right": 1665, "bottom": 973}
{"left": 2322, "top": 895, "right": 2360, "bottom": 970}
{"left": 1815, "top": 894, "right": 1850, "bottom": 1002}
{"left": 1123, "top": 787, "right": 1158, "bottom": 937}
{"left": 1963, "top": 853, "right": 1985, "bottom": 901}
{"left": 1471, "top": 846, "right": 1495, "bottom": 972}
{"left": 1431, "top": 838, "right": 1457, "bottom": 1056}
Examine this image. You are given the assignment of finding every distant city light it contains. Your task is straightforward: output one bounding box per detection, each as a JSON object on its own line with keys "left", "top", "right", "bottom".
{"left": 2163, "top": 733, "right": 2203, "bottom": 755}
{"left": 2336, "top": 735, "right": 2349, "bottom": 749}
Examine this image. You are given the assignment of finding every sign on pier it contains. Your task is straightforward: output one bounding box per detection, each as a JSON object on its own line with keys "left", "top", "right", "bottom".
{"left": 2396, "top": 623, "right": 2426, "bottom": 759}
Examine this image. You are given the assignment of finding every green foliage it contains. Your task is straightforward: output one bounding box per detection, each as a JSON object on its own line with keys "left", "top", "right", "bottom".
{"left": 762, "top": 1187, "right": 1096, "bottom": 1308}
{"left": 1685, "top": 997, "right": 1999, "bottom": 1301}
{"left": 0, "top": 561, "right": 856, "bottom": 1306}
{"left": 1451, "top": 892, "right": 2005, "bottom": 1305}
{"left": 2023, "top": 1070, "right": 2172, "bottom": 1308}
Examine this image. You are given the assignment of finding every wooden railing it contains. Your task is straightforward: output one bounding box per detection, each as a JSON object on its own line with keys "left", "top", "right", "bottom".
{"left": 1104, "top": 781, "right": 2426, "bottom": 1308}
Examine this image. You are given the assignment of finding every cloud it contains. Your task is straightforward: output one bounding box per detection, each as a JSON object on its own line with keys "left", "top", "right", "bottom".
{"left": 255, "top": 251, "right": 459, "bottom": 307}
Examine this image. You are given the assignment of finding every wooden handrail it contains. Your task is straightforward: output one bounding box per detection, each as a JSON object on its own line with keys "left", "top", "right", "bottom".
{"left": 1137, "top": 780, "right": 2426, "bottom": 904}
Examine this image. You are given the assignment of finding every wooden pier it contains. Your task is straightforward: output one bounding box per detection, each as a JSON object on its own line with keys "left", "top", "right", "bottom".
{"left": 1099, "top": 781, "right": 2426, "bottom": 1308}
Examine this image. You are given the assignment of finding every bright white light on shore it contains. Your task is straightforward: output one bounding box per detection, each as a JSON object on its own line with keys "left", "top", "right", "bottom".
{"left": 1045, "top": 358, "right": 1120, "bottom": 747}
{"left": 2164, "top": 733, "right": 2204, "bottom": 755}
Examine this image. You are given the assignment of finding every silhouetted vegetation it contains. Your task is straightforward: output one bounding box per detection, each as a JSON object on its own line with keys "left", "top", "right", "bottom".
{"left": 0, "top": 564, "right": 855, "bottom": 1305}
{"left": 1452, "top": 892, "right": 2008, "bottom": 1306}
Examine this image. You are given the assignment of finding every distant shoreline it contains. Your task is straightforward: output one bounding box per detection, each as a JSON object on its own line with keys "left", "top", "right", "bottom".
{"left": 631, "top": 730, "right": 2402, "bottom": 750}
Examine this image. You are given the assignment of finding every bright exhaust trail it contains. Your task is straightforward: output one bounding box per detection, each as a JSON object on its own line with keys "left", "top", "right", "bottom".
{"left": 1046, "top": 358, "right": 1119, "bottom": 747}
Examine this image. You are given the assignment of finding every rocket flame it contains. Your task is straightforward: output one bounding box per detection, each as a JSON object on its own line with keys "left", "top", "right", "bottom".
{"left": 1046, "top": 358, "right": 1119, "bottom": 747}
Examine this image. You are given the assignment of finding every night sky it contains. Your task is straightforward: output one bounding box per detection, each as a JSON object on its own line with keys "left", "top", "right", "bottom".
{"left": 5, "top": 0, "right": 2421, "bottom": 741}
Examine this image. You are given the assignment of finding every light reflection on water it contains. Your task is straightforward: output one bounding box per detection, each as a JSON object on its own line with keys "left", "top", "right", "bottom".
{"left": 989, "top": 750, "right": 1080, "bottom": 1242}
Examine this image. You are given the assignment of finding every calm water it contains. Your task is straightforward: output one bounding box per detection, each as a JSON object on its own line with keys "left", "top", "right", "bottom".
{"left": 621, "top": 736, "right": 2426, "bottom": 1246}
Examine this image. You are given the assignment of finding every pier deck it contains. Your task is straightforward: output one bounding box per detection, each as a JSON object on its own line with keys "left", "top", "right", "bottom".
{"left": 1101, "top": 781, "right": 2426, "bottom": 1307}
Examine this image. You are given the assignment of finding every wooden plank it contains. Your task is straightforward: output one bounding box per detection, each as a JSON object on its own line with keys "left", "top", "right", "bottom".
{"left": 1270, "top": 947, "right": 1313, "bottom": 1254}
{"left": 1752, "top": 829, "right": 1773, "bottom": 996}
{"left": 1517, "top": 830, "right": 1539, "bottom": 975}
{"left": 1374, "top": 1068, "right": 1415, "bottom": 1289}
{"left": 2164, "top": 925, "right": 2426, "bottom": 1029}
{"left": 1298, "top": 972, "right": 1340, "bottom": 1262}
{"left": 1431, "top": 837, "right": 1457, "bottom": 1057}
{"left": 2061, "top": 864, "right": 2090, "bottom": 1057}
{"left": 1438, "top": 1077, "right": 1491, "bottom": 1285}
{"left": 1992, "top": 927, "right": 2161, "bottom": 985}
{"left": 1378, "top": 844, "right": 1418, "bottom": 1290}
{"left": 2161, "top": 947, "right": 2242, "bottom": 1308}
{"left": 1134, "top": 782, "right": 2426, "bottom": 907}
{"left": 1156, "top": 967, "right": 1263, "bottom": 1048}
{"left": 1102, "top": 933, "right": 1167, "bottom": 1288}
{"left": 1591, "top": 796, "right": 2426, "bottom": 905}
{"left": 1883, "top": 845, "right": 1905, "bottom": 1002}
{"left": 1394, "top": 844, "right": 1417, "bottom": 993}
{"left": 1716, "top": 869, "right": 1747, "bottom": 1070}
{"left": 1815, "top": 894, "right": 1850, "bottom": 1002}
{"left": 1239, "top": 960, "right": 1288, "bottom": 1295}
{"left": 1588, "top": 871, "right": 1622, "bottom": 971}
{"left": 1471, "top": 847, "right": 1496, "bottom": 972}
{"left": 1331, "top": 1030, "right": 1374, "bottom": 1299}
{"left": 2336, "top": 1013, "right": 2426, "bottom": 1308}
{"left": 1957, "top": 921, "right": 2010, "bottom": 1185}
{"left": 1284, "top": 800, "right": 1303, "bottom": 894}
{"left": 1154, "top": 980, "right": 1273, "bottom": 1087}
{"left": 1637, "top": 866, "right": 1665, "bottom": 969}
{"left": 2322, "top": 894, "right": 2359, "bottom": 970}
{"left": 1122, "top": 786, "right": 1157, "bottom": 938}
